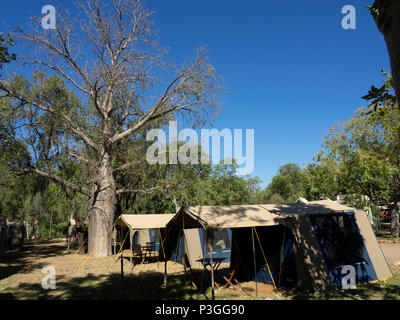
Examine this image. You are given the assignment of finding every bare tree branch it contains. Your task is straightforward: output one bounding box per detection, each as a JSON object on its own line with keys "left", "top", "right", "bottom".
{"left": 0, "top": 84, "right": 99, "bottom": 151}
{"left": 21, "top": 167, "right": 91, "bottom": 197}
{"left": 116, "top": 185, "right": 172, "bottom": 195}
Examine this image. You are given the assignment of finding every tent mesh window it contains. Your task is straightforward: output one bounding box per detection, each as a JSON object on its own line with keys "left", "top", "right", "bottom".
{"left": 310, "top": 213, "right": 365, "bottom": 266}
{"left": 213, "top": 229, "right": 230, "bottom": 250}
{"left": 149, "top": 228, "right": 161, "bottom": 251}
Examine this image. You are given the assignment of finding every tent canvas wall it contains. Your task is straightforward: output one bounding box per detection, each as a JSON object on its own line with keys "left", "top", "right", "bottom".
{"left": 115, "top": 214, "right": 175, "bottom": 256}
{"left": 164, "top": 200, "right": 392, "bottom": 291}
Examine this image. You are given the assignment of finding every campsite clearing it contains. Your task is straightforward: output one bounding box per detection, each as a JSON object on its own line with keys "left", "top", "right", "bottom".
{"left": 0, "top": 239, "right": 400, "bottom": 300}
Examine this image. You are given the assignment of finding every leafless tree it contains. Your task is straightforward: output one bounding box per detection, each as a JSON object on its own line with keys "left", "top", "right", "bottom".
{"left": 0, "top": 0, "right": 222, "bottom": 256}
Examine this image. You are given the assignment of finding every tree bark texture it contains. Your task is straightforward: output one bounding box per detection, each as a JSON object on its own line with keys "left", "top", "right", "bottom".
{"left": 391, "top": 200, "right": 400, "bottom": 238}
{"left": 87, "top": 148, "right": 117, "bottom": 257}
{"left": 375, "top": 0, "right": 400, "bottom": 108}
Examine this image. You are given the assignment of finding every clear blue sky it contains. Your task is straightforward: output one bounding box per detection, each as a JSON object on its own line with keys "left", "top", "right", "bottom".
{"left": 0, "top": 0, "right": 390, "bottom": 187}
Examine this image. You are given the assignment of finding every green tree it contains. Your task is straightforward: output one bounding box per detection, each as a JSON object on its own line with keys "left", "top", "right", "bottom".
{"left": 315, "top": 76, "right": 399, "bottom": 236}
{"left": 304, "top": 158, "right": 339, "bottom": 201}
{"left": 260, "top": 163, "right": 307, "bottom": 203}
{"left": 193, "top": 162, "right": 262, "bottom": 206}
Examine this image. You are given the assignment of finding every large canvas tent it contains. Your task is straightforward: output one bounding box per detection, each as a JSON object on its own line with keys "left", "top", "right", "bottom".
{"left": 114, "top": 214, "right": 175, "bottom": 255}
{"left": 164, "top": 200, "right": 392, "bottom": 291}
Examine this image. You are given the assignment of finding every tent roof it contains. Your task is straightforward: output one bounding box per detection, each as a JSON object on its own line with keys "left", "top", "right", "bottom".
{"left": 167, "top": 200, "right": 356, "bottom": 229}
{"left": 116, "top": 214, "right": 175, "bottom": 229}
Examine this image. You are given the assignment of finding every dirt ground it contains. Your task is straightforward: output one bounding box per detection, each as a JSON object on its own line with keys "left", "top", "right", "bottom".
{"left": 380, "top": 242, "right": 400, "bottom": 265}
{"left": 0, "top": 239, "right": 188, "bottom": 298}
{"left": 0, "top": 239, "right": 399, "bottom": 300}
{"left": 0, "top": 239, "right": 273, "bottom": 299}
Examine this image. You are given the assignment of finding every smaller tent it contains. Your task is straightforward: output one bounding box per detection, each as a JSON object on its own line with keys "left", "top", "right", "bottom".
{"left": 115, "top": 214, "right": 175, "bottom": 256}
{"left": 0, "top": 217, "right": 8, "bottom": 256}
{"left": 295, "top": 197, "right": 308, "bottom": 204}
{"left": 6, "top": 221, "right": 26, "bottom": 251}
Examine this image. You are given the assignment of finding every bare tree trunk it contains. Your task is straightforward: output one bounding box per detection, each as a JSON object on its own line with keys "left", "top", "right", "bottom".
{"left": 391, "top": 200, "right": 400, "bottom": 238}
{"left": 375, "top": 0, "right": 400, "bottom": 108}
{"left": 87, "top": 148, "right": 116, "bottom": 257}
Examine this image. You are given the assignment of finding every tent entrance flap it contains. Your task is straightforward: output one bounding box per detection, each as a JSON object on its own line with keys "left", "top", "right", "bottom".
{"left": 309, "top": 212, "right": 378, "bottom": 288}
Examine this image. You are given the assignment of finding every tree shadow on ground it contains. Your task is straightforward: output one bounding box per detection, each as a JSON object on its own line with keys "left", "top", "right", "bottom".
{"left": 0, "top": 239, "right": 71, "bottom": 281}
{"left": 3, "top": 266, "right": 399, "bottom": 300}
{"left": 281, "top": 277, "right": 400, "bottom": 300}
{"left": 1, "top": 270, "right": 214, "bottom": 300}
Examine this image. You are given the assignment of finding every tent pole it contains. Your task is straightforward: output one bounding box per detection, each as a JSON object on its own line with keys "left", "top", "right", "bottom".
{"left": 129, "top": 228, "right": 133, "bottom": 263}
{"left": 160, "top": 230, "right": 167, "bottom": 287}
{"left": 252, "top": 227, "right": 258, "bottom": 297}
{"left": 164, "top": 259, "right": 168, "bottom": 287}
{"left": 209, "top": 242, "right": 215, "bottom": 300}
{"left": 206, "top": 228, "right": 215, "bottom": 300}
{"left": 121, "top": 250, "right": 125, "bottom": 300}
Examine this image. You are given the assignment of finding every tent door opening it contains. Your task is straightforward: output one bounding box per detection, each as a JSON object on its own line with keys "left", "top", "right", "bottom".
{"left": 231, "top": 225, "right": 298, "bottom": 289}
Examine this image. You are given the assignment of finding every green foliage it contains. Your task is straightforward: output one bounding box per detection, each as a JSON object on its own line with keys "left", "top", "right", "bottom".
{"left": 0, "top": 33, "right": 16, "bottom": 69}
{"left": 115, "top": 143, "right": 263, "bottom": 214}
{"left": 259, "top": 73, "right": 399, "bottom": 208}
{"left": 365, "top": 2, "right": 380, "bottom": 22}
{"left": 361, "top": 71, "right": 396, "bottom": 112}
{"left": 259, "top": 163, "right": 307, "bottom": 204}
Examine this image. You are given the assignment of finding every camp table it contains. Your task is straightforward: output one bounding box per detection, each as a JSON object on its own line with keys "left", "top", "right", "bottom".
{"left": 142, "top": 242, "right": 156, "bottom": 258}
{"left": 196, "top": 257, "right": 226, "bottom": 272}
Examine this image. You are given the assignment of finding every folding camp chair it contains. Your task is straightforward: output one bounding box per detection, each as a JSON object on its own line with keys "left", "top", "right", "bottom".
{"left": 132, "top": 244, "right": 146, "bottom": 265}
{"left": 182, "top": 253, "right": 197, "bottom": 289}
{"left": 221, "top": 270, "right": 239, "bottom": 289}
{"left": 219, "top": 255, "right": 240, "bottom": 289}
{"left": 145, "top": 241, "right": 156, "bottom": 258}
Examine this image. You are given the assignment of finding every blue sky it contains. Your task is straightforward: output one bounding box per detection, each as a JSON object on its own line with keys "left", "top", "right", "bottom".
{"left": 0, "top": 0, "right": 390, "bottom": 187}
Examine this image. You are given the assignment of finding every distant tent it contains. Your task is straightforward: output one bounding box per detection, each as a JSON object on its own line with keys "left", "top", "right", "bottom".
{"left": 0, "top": 217, "right": 7, "bottom": 256}
{"left": 295, "top": 197, "right": 308, "bottom": 204}
{"left": 6, "top": 221, "right": 26, "bottom": 251}
{"left": 114, "top": 214, "right": 175, "bottom": 256}
{"left": 164, "top": 200, "right": 392, "bottom": 291}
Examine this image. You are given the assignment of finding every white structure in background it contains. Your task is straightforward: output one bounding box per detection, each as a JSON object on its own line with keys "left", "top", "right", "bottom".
{"left": 295, "top": 197, "right": 309, "bottom": 204}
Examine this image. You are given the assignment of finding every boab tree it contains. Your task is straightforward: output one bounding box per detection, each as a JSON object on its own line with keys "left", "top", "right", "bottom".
{"left": 0, "top": 0, "right": 221, "bottom": 256}
{"left": 368, "top": 0, "right": 400, "bottom": 108}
